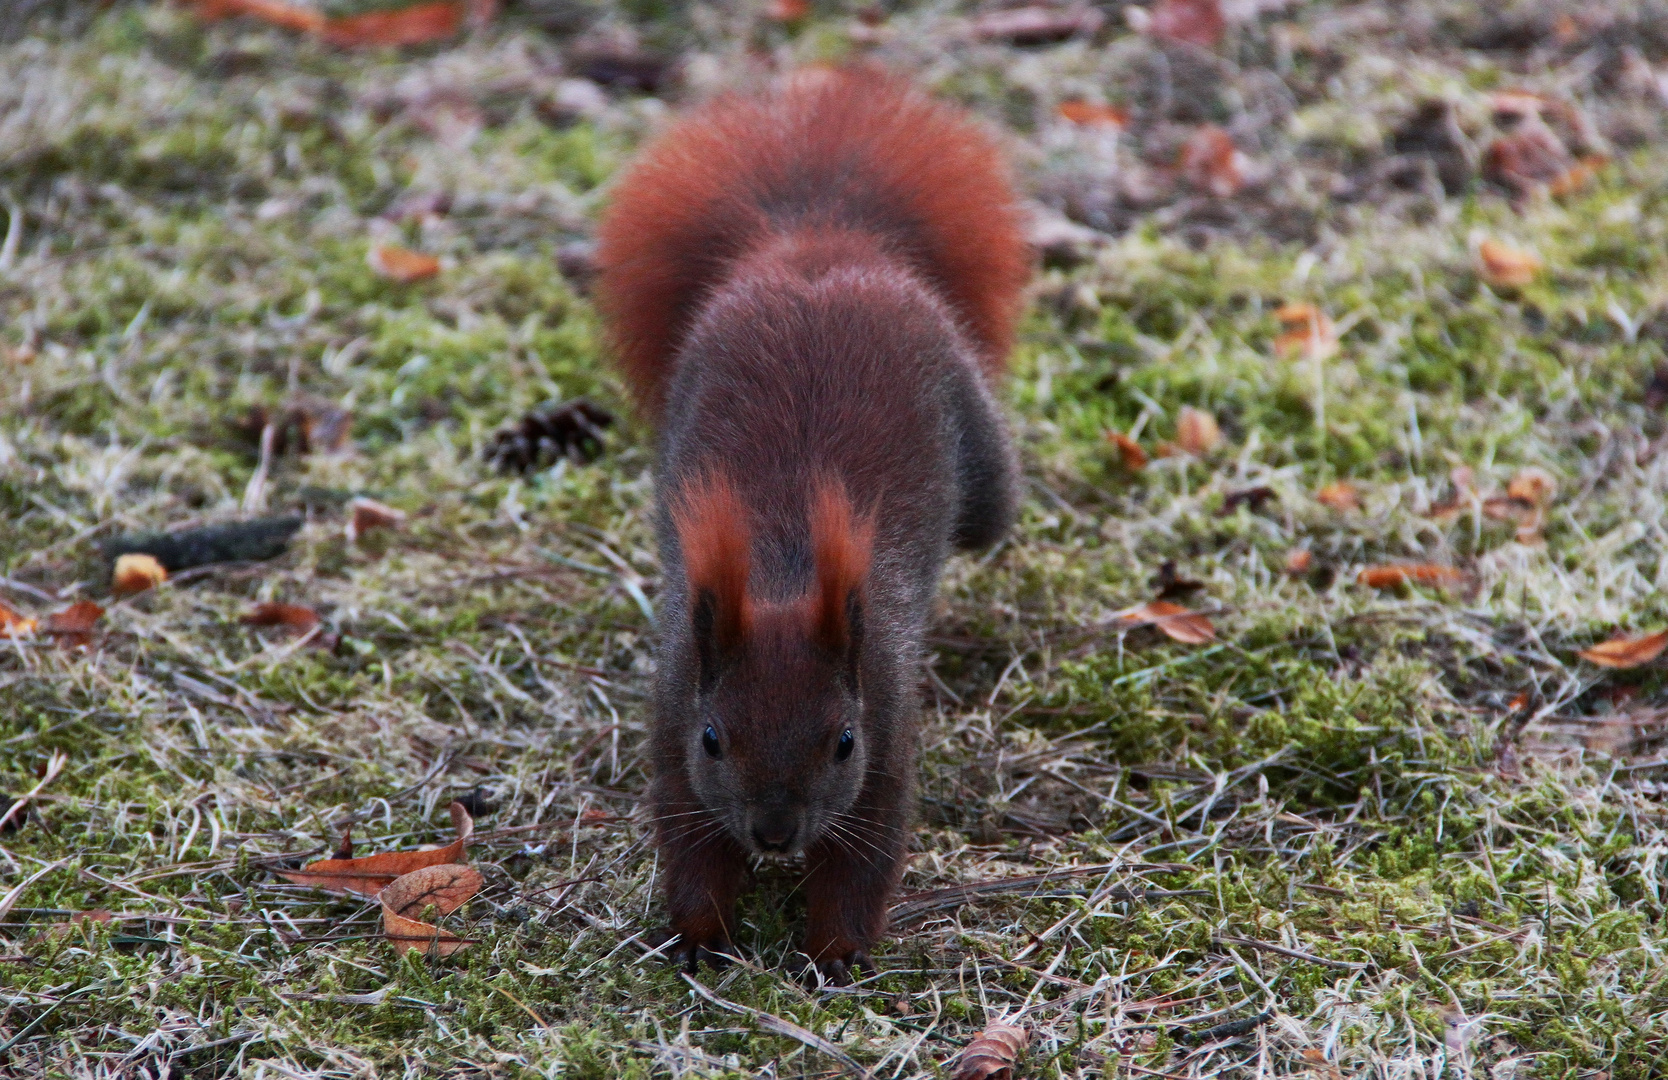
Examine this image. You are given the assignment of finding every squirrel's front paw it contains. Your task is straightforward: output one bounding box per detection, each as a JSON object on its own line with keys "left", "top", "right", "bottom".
{"left": 646, "top": 926, "right": 736, "bottom": 973}
{"left": 798, "top": 947, "right": 873, "bottom": 986}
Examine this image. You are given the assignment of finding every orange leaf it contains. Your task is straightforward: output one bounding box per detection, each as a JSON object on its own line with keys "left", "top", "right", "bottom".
{"left": 347, "top": 496, "right": 407, "bottom": 542}
{"left": 368, "top": 243, "right": 441, "bottom": 283}
{"left": 1146, "top": 0, "right": 1223, "bottom": 48}
{"left": 113, "top": 553, "right": 167, "bottom": 596}
{"left": 1175, "top": 406, "right": 1221, "bottom": 456}
{"left": 1483, "top": 127, "right": 1571, "bottom": 197}
{"left": 242, "top": 602, "right": 321, "bottom": 633}
{"left": 186, "top": 0, "right": 327, "bottom": 33}
{"left": 1577, "top": 630, "right": 1668, "bottom": 670}
{"left": 44, "top": 600, "right": 104, "bottom": 649}
{"left": 380, "top": 863, "right": 482, "bottom": 956}
{"left": 1274, "top": 303, "right": 1337, "bottom": 361}
{"left": 323, "top": 1, "right": 464, "bottom": 47}
{"left": 1505, "top": 466, "right": 1555, "bottom": 508}
{"left": 1179, "top": 125, "right": 1243, "bottom": 198}
{"left": 277, "top": 801, "right": 474, "bottom": 896}
{"left": 0, "top": 600, "right": 37, "bottom": 638}
{"left": 951, "top": 1020, "right": 1029, "bottom": 1080}
{"left": 1107, "top": 430, "right": 1148, "bottom": 470}
{"left": 1116, "top": 601, "right": 1216, "bottom": 645}
{"left": 1478, "top": 240, "right": 1542, "bottom": 289}
{"left": 1284, "top": 548, "right": 1312, "bottom": 575}
{"left": 1057, "top": 100, "right": 1129, "bottom": 129}
{"left": 1315, "top": 481, "right": 1359, "bottom": 511}
{"left": 1549, "top": 155, "right": 1606, "bottom": 198}
{"left": 1356, "top": 564, "right": 1465, "bottom": 589}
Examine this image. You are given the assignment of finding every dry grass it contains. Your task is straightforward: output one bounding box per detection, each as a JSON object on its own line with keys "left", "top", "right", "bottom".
{"left": 2, "top": 0, "right": 1667, "bottom": 1077}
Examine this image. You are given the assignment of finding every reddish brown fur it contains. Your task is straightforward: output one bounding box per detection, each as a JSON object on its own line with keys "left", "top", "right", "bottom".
{"left": 671, "top": 472, "right": 753, "bottom": 652}
{"left": 809, "top": 479, "right": 874, "bottom": 653}
{"left": 595, "top": 67, "right": 1030, "bottom": 421}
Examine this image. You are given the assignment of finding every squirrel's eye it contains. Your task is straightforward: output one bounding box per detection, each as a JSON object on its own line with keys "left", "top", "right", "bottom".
{"left": 702, "top": 725, "right": 722, "bottom": 759}
{"left": 835, "top": 728, "right": 855, "bottom": 761}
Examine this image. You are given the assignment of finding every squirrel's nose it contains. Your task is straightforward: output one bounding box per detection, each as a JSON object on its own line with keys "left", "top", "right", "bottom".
{"left": 752, "top": 823, "right": 798, "bottom": 852}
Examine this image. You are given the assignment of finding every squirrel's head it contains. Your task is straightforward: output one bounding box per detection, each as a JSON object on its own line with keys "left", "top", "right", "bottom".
{"left": 673, "top": 474, "right": 874, "bottom": 857}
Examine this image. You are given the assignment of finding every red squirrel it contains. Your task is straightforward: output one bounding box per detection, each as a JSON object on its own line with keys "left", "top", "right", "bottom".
{"left": 594, "top": 67, "right": 1030, "bottom": 982}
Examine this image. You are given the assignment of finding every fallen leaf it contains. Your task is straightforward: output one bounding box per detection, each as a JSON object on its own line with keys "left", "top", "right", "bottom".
{"left": 766, "top": 0, "right": 811, "bottom": 21}
{"left": 33, "top": 909, "right": 116, "bottom": 942}
{"left": 1284, "top": 548, "right": 1313, "bottom": 575}
{"left": 969, "top": 4, "right": 1104, "bottom": 43}
{"left": 277, "top": 801, "right": 475, "bottom": 896}
{"left": 1550, "top": 154, "right": 1607, "bottom": 198}
{"left": 187, "top": 0, "right": 327, "bottom": 34}
{"left": 1275, "top": 303, "right": 1337, "bottom": 361}
{"left": 0, "top": 600, "right": 37, "bottom": 638}
{"left": 1300, "top": 1046, "right": 1346, "bottom": 1080}
{"left": 44, "top": 601, "right": 103, "bottom": 649}
{"left": 1577, "top": 630, "right": 1668, "bottom": 669}
{"left": 1478, "top": 240, "right": 1542, "bottom": 289}
{"left": 323, "top": 1, "right": 465, "bottom": 46}
{"left": 1179, "top": 125, "right": 1243, "bottom": 197}
{"left": 1426, "top": 465, "right": 1475, "bottom": 520}
{"left": 1175, "top": 405, "right": 1222, "bottom": 456}
{"left": 113, "top": 553, "right": 167, "bottom": 596}
{"left": 241, "top": 602, "right": 330, "bottom": 649}
{"left": 1107, "top": 430, "right": 1148, "bottom": 470}
{"left": 1146, "top": 0, "right": 1224, "bottom": 48}
{"left": 1356, "top": 564, "right": 1465, "bottom": 589}
{"left": 380, "top": 863, "right": 482, "bottom": 956}
{"left": 951, "top": 1020, "right": 1029, "bottom": 1080}
{"left": 347, "top": 497, "right": 407, "bottom": 542}
{"left": 1116, "top": 601, "right": 1216, "bottom": 644}
{"left": 1483, "top": 125, "right": 1571, "bottom": 198}
{"left": 1315, "top": 481, "right": 1360, "bottom": 511}
{"left": 1058, "top": 100, "right": 1129, "bottom": 129}
{"left": 368, "top": 243, "right": 441, "bottom": 283}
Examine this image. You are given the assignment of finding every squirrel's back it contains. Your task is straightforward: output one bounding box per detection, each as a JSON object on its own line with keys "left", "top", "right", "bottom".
{"left": 594, "top": 67, "right": 1029, "bottom": 420}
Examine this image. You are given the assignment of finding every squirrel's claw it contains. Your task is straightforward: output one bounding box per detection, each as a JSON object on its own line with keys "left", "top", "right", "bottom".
{"left": 800, "top": 948, "right": 873, "bottom": 986}
{"left": 648, "top": 926, "right": 735, "bottom": 972}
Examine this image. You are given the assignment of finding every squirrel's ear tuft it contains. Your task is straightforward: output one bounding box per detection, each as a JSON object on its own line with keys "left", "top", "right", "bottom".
{"left": 674, "top": 472, "right": 752, "bottom": 683}
{"left": 809, "top": 477, "right": 874, "bottom": 662}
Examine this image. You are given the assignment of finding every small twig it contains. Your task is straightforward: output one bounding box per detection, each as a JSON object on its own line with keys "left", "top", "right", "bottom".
{"left": 683, "top": 973, "right": 872, "bottom": 1079}
{"left": 0, "top": 750, "right": 67, "bottom": 833}
{"left": 1213, "top": 934, "right": 1369, "bottom": 971}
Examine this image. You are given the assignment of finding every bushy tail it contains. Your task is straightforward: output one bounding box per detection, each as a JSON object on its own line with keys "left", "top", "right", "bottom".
{"left": 594, "top": 67, "right": 1030, "bottom": 420}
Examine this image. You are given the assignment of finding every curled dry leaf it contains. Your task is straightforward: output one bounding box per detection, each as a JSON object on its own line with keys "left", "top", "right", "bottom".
{"left": 1057, "top": 100, "right": 1129, "bottom": 129}
{"left": 1284, "top": 548, "right": 1313, "bottom": 575}
{"left": 1179, "top": 125, "right": 1244, "bottom": 198}
{"left": 380, "top": 863, "right": 483, "bottom": 957}
{"left": 1146, "top": 0, "right": 1224, "bottom": 48}
{"left": 0, "top": 600, "right": 37, "bottom": 638}
{"left": 1315, "top": 481, "right": 1360, "bottom": 512}
{"left": 1107, "top": 430, "right": 1148, "bottom": 470}
{"left": 1505, "top": 466, "right": 1556, "bottom": 508}
{"left": 1357, "top": 564, "right": 1465, "bottom": 589}
{"left": 347, "top": 497, "right": 407, "bottom": 542}
{"left": 1116, "top": 601, "right": 1216, "bottom": 644}
{"left": 1549, "top": 155, "right": 1607, "bottom": 198}
{"left": 1175, "top": 406, "right": 1222, "bottom": 456}
{"left": 368, "top": 243, "right": 441, "bottom": 283}
{"left": 1275, "top": 303, "right": 1337, "bottom": 361}
{"left": 113, "top": 553, "right": 167, "bottom": 596}
{"left": 1483, "top": 125, "right": 1571, "bottom": 198}
{"left": 277, "top": 801, "right": 475, "bottom": 896}
{"left": 950, "top": 1020, "right": 1029, "bottom": 1080}
{"left": 1577, "top": 630, "right": 1668, "bottom": 670}
{"left": 1478, "top": 240, "right": 1542, "bottom": 289}
{"left": 242, "top": 602, "right": 320, "bottom": 633}
{"left": 44, "top": 601, "right": 103, "bottom": 649}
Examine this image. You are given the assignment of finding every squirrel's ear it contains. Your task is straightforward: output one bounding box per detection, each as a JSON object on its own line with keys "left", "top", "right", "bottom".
{"left": 674, "top": 473, "right": 752, "bottom": 689}
{"left": 809, "top": 478, "right": 874, "bottom": 679}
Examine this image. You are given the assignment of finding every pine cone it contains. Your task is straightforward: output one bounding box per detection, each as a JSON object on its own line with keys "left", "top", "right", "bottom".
{"left": 484, "top": 400, "right": 615, "bottom": 474}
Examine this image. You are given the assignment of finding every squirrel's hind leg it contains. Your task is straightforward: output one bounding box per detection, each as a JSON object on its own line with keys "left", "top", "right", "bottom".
{"left": 946, "top": 360, "right": 1019, "bottom": 552}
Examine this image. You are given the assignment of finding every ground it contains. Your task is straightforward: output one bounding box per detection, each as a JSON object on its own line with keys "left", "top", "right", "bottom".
{"left": 2, "top": 0, "right": 1667, "bottom": 1076}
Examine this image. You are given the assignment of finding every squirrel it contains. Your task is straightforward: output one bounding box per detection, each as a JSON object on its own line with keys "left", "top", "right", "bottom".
{"left": 593, "top": 66, "right": 1030, "bottom": 983}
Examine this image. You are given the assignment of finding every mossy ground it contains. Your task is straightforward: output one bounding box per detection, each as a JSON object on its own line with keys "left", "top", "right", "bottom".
{"left": 1, "top": 2, "right": 1666, "bottom": 1077}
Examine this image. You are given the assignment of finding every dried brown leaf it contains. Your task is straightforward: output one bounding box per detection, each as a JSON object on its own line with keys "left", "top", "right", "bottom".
{"left": 1179, "top": 125, "right": 1243, "bottom": 197}
{"left": 277, "top": 801, "right": 475, "bottom": 896}
{"left": 33, "top": 909, "right": 115, "bottom": 942}
{"left": 368, "top": 243, "right": 441, "bottom": 283}
{"left": 951, "top": 1020, "right": 1029, "bottom": 1080}
{"left": 1478, "top": 240, "right": 1542, "bottom": 289}
{"left": 381, "top": 863, "right": 481, "bottom": 956}
{"left": 1174, "top": 405, "right": 1221, "bottom": 456}
{"left": 348, "top": 497, "right": 408, "bottom": 542}
{"left": 0, "top": 600, "right": 37, "bottom": 638}
{"left": 1505, "top": 466, "right": 1556, "bottom": 508}
{"left": 1315, "top": 481, "right": 1360, "bottom": 511}
{"left": 44, "top": 600, "right": 103, "bottom": 649}
{"left": 1058, "top": 100, "right": 1129, "bottom": 129}
{"left": 1275, "top": 303, "right": 1337, "bottom": 361}
{"left": 242, "top": 602, "right": 321, "bottom": 634}
{"left": 1284, "top": 548, "right": 1313, "bottom": 575}
{"left": 1577, "top": 630, "right": 1668, "bottom": 669}
{"left": 1117, "top": 601, "right": 1216, "bottom": 644}
{"left": 1147, "top": 0, "right": 1224, "bottom": 48}
{"left": 1483, "top": 126, "right": 1571, "bottom": 197}
{"left": 1356, "top": 564, "right": 1465, "bottom": 589}
{"left": 113, "top": 553, "right": 167, "bottom": 596}
{"left": 1107, "top": 430, "right": 1148, "bottom": 470}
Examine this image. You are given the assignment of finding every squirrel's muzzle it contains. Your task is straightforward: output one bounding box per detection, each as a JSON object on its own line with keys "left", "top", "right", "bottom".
{"left": 748, "top": 798, "right": 804, "bottom": 854}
